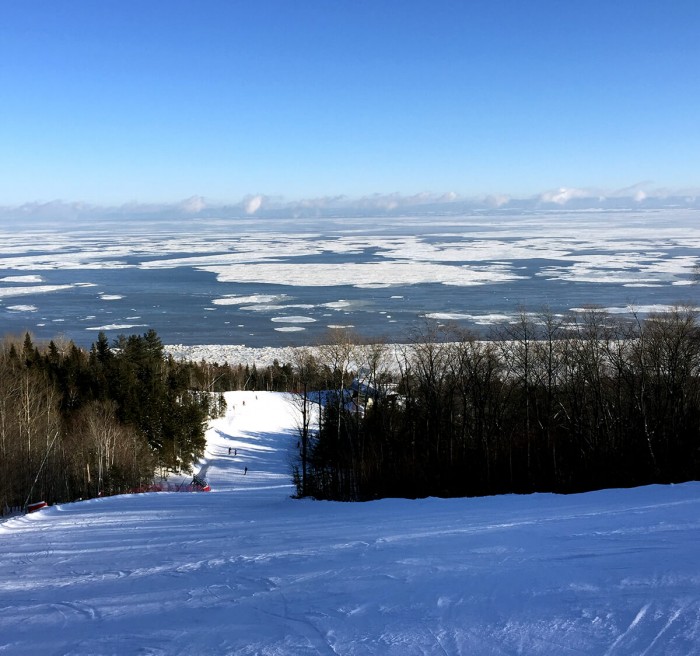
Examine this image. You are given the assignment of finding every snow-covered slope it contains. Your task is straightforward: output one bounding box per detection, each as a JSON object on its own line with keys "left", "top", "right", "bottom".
{"left": 1, "top": 391, "right": 699, "bottom": 655}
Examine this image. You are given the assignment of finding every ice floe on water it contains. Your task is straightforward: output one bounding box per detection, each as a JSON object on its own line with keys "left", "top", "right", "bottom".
{"left": 356, "top": 282, "right": 393, "bottom": 289}
{"left": 375, "top": 236, "right": 574, "bottom": 262}
{"left": 538, "top": 253, "right": 698, "bottom": 286}
{"left": 212, "top": 294, "right": 290, "bottom": 306}
{"left": 271, "top": 316, "right": 316, "bottom": 323}
{"left": 0, "top": 284, "right": 76, "bottom": 297}
{"left": 2, "top": 211, "right": 700, "bottom": 347}
{"left": 274, "top": 326, "right": 306, "bottom": 332}
{"left": 425, "top": 312, "right": 513, "bottom": 324}
{"left": 86, "top": 323, "right": 148, "bottom": 331}
{"left": 239, "top": 304, "right": 288, "bottom": 312}
{"left": 0, "top": 275, "right": 44, "bottom": 283}
{"left": 234, "top": 303, "right": 316, "bottom": 313}
{"left": 6, "top": 304, "right": 38, "bottom": 312}
{"left": 201, "top": 261, "right": 525, "bottom": 288}
{"left": 570, "top": 304, "right": 700, "bottom": 315}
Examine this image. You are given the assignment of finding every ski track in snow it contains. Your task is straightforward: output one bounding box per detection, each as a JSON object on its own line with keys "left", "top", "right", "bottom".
{"left": 1, "top": 391, "right": 700, "bottom": 655}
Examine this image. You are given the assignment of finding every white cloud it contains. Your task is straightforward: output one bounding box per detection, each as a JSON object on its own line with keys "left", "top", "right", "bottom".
{"left": 484, "top": 194, "right": 511, "bottom": 207}
{"left": 539, "top": 187, "right": 590, "bottom": 204}
{"left": 3, "top": 186, "right": 700, "bottom": 223}
{"left": 244, "top": 195, "right": 264, "bottom": 214}
{"left": 180, "top": 195, "right": 206, "bottom": 213}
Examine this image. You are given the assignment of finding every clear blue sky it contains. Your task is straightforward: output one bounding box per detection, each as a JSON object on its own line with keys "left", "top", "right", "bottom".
{"left": 1, "top": 0, "right": 699, "bottom": 205}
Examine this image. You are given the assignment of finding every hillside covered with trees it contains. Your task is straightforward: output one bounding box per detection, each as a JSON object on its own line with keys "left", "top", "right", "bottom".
{"left": 5, "top": 306, "right": 700, "bottom": 513}
{"left": 0, "top": 330, "right": 221, "bottom": 514}
{"left": 293, "top": 307, "right": 700, "bottom": 501}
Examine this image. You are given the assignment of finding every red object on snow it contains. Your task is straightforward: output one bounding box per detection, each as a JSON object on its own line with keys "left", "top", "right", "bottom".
{"left": 191, "top": 474, "right": 210, "bottom": 491}
{"left": 27, "top": 501, "right": 47, "bottom": 513}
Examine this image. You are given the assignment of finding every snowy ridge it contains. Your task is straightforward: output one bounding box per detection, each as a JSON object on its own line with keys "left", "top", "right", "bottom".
{"left": 1, "top": 391, "right": 699, "bottom": 655}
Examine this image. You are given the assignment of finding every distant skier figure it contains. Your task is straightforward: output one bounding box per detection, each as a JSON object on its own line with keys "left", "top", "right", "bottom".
{"left": 234, "top": 449, "right": 237, "bottom": 456}
{"left": 228, "top": 447, "right": 231, "bottom": 455}
{"left": 244, "top": 466, "right": 248, "bottom": 475}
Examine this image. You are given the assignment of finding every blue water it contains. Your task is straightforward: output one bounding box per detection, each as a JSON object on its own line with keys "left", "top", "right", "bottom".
{"left": 1, "top": 212, "right": 698, "bottom": 348}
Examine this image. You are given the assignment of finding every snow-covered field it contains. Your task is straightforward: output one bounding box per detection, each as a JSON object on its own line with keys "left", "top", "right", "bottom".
{"left": 2, "top": 391, "right": 699, "bottom": 655}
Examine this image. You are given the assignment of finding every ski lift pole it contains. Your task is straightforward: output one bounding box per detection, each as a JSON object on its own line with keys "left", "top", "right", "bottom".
{"left": 23, "top": 430, "right": 60, "bottom": 512}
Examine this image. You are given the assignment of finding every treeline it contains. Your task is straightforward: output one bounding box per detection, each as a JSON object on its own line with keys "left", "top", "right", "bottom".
{"left": 7, "top": 305, "right": 699, "bottom": 511}
{"left": 193, "top": 358, "right": 295, "bottom": 394}
{"left": 295, "top": 308, "right": 700, "bottom": 501}
{"left": 0, "top": 329, "right": 221, "bottom": 514}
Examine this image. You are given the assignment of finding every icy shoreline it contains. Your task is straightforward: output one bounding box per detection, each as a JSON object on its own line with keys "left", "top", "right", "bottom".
{"left": 164, "top": 343, "right": 307, "bottom": 367}
{"left": 164, "top": 342, "right": 410, "bottom": 368}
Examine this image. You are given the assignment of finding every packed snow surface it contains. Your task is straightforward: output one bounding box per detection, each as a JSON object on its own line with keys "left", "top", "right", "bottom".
{"left": 2, "top": 391, "right": 699, "bottom": 655}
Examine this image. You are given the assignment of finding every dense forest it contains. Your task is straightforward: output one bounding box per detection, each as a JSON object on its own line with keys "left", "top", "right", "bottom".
{"left": 1, "top": 330, "right": 201, "bottom": 514}
{"left": 5, "top": 306, "right": 700, "bottom": 513}
{"left": 0, "top": 328, "right": 301, "bottom": 515}
{"left": 293, "top": 307, "right": 700, "bottom": 501}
